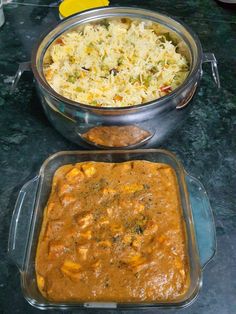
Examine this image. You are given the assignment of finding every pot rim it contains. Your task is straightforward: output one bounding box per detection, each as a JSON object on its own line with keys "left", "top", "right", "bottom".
{"left": 31, "top": 6, "right": 203, "bottom": 112}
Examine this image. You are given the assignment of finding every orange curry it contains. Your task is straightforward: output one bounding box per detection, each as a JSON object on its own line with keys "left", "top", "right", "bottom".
{"left": 82, "top": 125, "right": 151, "bottom": 147}
{"left": 36, "top": 161, "right": 189, "bottom": 302}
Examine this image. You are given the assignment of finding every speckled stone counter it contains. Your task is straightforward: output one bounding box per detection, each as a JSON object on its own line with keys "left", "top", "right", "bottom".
{"left": 0, "top": 1, "right": 235, "bottom": 313}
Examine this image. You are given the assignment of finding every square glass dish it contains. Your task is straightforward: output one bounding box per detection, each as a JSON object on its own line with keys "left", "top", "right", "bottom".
{"left": 8, "top": 149, "right": 216, "bottom": 310}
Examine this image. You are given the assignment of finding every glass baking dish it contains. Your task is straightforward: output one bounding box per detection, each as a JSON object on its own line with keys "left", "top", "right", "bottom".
{"left": 8, "top": 149, "right": 216, "bottom": 310}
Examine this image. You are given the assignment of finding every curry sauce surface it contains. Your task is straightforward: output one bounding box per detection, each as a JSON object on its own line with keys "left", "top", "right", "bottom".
{"left": 36, "top": 161, "right": 189, "bottom": 302}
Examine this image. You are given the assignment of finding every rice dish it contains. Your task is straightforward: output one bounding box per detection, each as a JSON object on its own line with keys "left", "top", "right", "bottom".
{"left": 43, "top": 19, "right": 190, "bottom": 107}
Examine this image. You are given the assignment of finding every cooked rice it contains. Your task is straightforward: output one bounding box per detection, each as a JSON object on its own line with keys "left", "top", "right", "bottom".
{"left": 43, "top": 19, "right": 190, "bottom": 107}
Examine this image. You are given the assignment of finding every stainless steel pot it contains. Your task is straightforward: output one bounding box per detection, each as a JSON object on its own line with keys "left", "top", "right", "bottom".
{"left": 12, "top": 7, "right": 220, "bottom": 149}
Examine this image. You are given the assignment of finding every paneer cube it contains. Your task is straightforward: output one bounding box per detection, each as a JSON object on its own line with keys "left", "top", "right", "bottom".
{"left": 48, "top": 241, "right": 65, "bottom": 258}
{"left": 58, "top": 183, "right": 71, "bottom": 196}
{"left": 82, "top": 164, "right": 96, "bottom": 177}
{"left": 44, "top": 220, "right": 64, "bottom": 239}
{"left": 62, "top": 260, "right": 81, "bottom": 271}
{"left": 77, "top": 246, "right": 89, "bottom": 260}
{"left": 61, "top": 194, "right": 76, "bottom": 206}
{"left": 126, "top": 254, "right": 146, "bottom": 267}
{"left": 77, "top": 213, "right": 93, "bottom": 229}
{"left": 92, "top": 260, "right": 101, "bottom": 269}
{"left": 179, "top": 269, "right": 186, "bottom": 278}
{"left": 122, "top": 183, "right": 143, "bottom": 193}
{"left": 124, "top": 254, "right": 147, "bottom": 272}
{"left": 65, "top": 168, "right": 84, "bottom": 183}
{"left": 80, "top": 230, "right": 92, "bottom": 240}
{"left": 37, "top": 275, "right": 45, "bottom": 290}
{"left": 122, "top": 234, "right": 132, "bottom": 245}
{"left": 61, "top": 268, "right": 81, "bottom": 280}
{"left": 61, "top": 260, "right": 81, "bottom": 280}
{"left": 98, "top": 240, "right": 112, "bottom": 247}
{"left": 132, "top": 236, "right": 142, "bottom": 249}
{"left": 99, "top": 218, "right": 109, "bottom": 225}
{"left": 106, "top": 208, "right": 113, "bottom": 216}
{"left": 111, "top": 224, "right": 124, "bottom": 236}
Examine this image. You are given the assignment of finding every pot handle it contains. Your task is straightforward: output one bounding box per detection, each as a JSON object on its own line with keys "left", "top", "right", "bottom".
{"left": 8, "top": 176, "right": 39, "bottom": 272}
{"left": 202, "top": 53, "right": 220, "bottom": 88}
{"left": 10, "top": 61, "right": 31, "bottom": 94}
{"left": 186, "top": 174, "right": 217, "bottom": 269}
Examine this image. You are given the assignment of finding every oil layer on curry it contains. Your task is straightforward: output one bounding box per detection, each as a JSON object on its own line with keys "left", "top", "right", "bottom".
{"left": 35, "top": 161, "right": 190, "bottom": 302}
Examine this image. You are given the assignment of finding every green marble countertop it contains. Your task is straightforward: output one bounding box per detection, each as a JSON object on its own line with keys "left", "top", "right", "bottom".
{"left": 0, "top": 1, "right": 235, "bottom": 313}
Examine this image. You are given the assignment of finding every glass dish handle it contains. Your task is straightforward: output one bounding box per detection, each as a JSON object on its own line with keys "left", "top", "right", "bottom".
{"left": 10, "top": 61, "right": 31, "bottom": 94}
{"left": 8, "top": 176, "right": 39, "bottom": 272}
{"left": 186, "top": 173, "right": 217, "bottom": 269}
{"left": 202, "top": 53, "right": 220, "bottom": 88}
